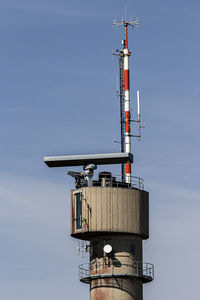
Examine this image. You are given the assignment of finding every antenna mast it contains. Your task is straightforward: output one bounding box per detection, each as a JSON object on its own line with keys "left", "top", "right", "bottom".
{"left": 119, "top": 54, "right": 125, "bottom": 181}
{"left": 113, "top": 16, "right": 139, "bottom": 183}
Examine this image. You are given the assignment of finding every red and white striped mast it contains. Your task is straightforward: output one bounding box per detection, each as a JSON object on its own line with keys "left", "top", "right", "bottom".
{"left": 114, "top": 17, "right": 139, "bottom": 184}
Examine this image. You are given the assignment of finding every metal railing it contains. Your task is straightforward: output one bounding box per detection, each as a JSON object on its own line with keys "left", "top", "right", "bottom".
{"left": 79, "top": 261, "right": 154, "bottom": 283}
{"left": 92, "top": 173, "right": 144, "bottom": 190}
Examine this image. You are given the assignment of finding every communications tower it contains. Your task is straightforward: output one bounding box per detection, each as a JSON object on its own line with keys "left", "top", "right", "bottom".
{"left": 44, "top": 16, "right": 154, "bottom": 300}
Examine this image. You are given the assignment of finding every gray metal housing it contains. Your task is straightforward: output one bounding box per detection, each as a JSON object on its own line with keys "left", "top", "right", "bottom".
{"left": 44, "top": 152, "right": 133, "bottom": 168}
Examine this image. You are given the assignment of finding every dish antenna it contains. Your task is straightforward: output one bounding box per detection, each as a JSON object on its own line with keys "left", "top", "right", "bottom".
{"left": 103, "top": 244, "right": 113, "bottom": 254}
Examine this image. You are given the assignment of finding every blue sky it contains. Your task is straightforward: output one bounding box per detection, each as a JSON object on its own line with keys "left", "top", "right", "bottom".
{"left": 0, "top": 0, "right": 200, "bottom": 299}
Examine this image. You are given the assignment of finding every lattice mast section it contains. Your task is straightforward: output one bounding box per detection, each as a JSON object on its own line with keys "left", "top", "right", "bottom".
{"left": 113, "top": 17, "right": 139, "bottom": 183}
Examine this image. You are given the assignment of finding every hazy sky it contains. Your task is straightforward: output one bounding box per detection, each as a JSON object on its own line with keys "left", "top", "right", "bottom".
{"left": 0, "top": 0, "right": 200, "bottom": 299}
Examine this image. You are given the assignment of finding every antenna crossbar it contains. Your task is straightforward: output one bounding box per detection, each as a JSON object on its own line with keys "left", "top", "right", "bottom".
{"left": 113, "top": 19, "right": 139, "bottom": 28}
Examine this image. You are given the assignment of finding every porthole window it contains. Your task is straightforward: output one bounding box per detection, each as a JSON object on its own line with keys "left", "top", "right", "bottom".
{"left": 75, "top": 193, "right": 82, "bottom": 230}
{"left": 130, "top": 244, "right": 135, "bottom": 255}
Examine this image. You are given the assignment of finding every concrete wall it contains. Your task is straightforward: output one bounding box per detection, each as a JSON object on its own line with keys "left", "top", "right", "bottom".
{"left": 89, "top": 235, "right": 143, "bottom": 300}
{"left": 90, "top": 235, "right": 142, "bottom": 263}
{"left": 90, "top": 278, "right": 143, "bottom": 300}
{"left": 71, "top": 187, "right": 149, "bottom": 239}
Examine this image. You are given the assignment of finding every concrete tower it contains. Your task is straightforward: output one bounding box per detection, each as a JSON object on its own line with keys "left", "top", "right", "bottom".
{"left": 44, "top": 16, "right": 154, "bottom": 300}
{"left": 71, "top": 178, "right": 153, "bottom": 300}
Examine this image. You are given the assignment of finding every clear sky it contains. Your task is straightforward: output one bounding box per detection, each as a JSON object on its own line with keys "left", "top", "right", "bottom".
{"left": 0, "top": 0, "right": 200, "bottom": 299}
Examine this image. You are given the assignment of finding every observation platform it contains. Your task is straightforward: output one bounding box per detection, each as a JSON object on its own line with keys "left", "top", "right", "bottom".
{"left": 90, "top": 172, "right": 144, "bottom": 190}
{"left": 79, "top": 261, "right": 154, "bottom": 284}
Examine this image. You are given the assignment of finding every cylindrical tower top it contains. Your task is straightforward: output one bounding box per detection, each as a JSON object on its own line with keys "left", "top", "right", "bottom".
{"left": 70, "top": 186, "right": 149, "bottom": 240}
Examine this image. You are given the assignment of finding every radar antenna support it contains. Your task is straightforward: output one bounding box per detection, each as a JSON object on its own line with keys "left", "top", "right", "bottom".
{"left": 67, "top": 164, "right": 97, "bottom": 188}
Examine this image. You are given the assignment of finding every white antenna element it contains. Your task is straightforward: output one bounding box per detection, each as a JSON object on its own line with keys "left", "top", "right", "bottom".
{"left": 137, "top": 90, "right": 141, "bottom": 140}
{"left": 77, "top": 241, "right": 91, "bottom": 257}
{"left": 128, "top": 90, "right": 144, "bottom": 140}
{"left": 137, "top": 90, "right": 140, "bottom": 118}
{"left": 77, "top": 243, "right": 80, "bottom": 256}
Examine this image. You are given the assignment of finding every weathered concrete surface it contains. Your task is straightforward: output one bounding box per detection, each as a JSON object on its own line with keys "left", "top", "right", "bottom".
{"left": 90, "top": 278, "right": 143, "bottom": 300}
{"left": 71, "top": 187, "right": 149, "bottom": 239}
